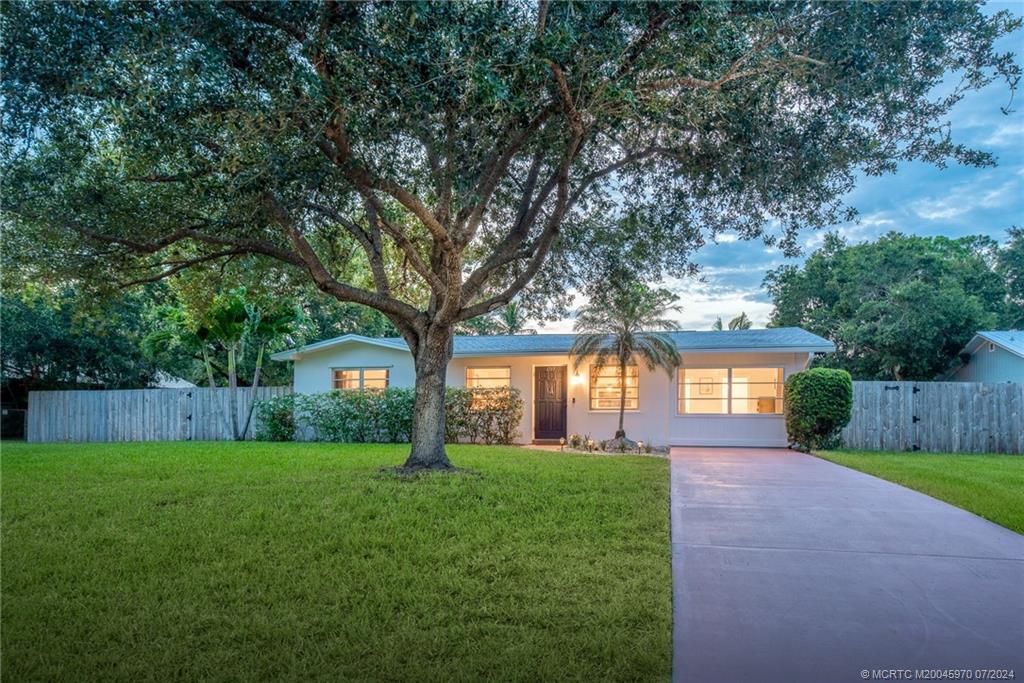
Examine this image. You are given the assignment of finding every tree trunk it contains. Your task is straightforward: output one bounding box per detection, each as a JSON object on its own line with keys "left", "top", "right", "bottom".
{"left": 202, "top": 346, "right": 233, "bottom": 439}
{"left": 227, "top": 344, "right": 240, "bottom": 441}
{"left": 615, "top": 360, "right": 627, "bottom": 438}
{"left": 240, "top": 344, "right": 265, "bottom": 440}
{"left": 403, "top": 327, "right": 454, "bottom": 470}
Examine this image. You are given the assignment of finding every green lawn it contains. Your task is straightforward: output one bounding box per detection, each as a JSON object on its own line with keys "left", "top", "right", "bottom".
{"left": 815, "top": 449, "right": 1024, "bottom": 534}
{"left": 1, "top": 442, "right": 671, "bottom": 682}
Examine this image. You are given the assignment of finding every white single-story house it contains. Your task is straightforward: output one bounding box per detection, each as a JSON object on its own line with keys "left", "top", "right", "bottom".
{"left": 271, "top": 327, "right": 834, "bottom": 448}
{"left": 946, "top": 331, "right": 1024, "bottom": 383}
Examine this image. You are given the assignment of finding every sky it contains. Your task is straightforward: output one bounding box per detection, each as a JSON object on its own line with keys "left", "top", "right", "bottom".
{"left": 539, "top": 3, "right": 1024, "bottom": 333}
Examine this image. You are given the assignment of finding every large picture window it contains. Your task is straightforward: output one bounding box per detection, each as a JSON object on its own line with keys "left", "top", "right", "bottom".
{"left": 466, "top": 367, "right": 511, "bottom": 388}
{"left": 590, "top": 365, "right": 639, "bottom": 411}
{"left": 332, "top": 368, "right": 389, "bottom": 390}
{"left": 678, "top": 368, "right": 784, "bottom": 414}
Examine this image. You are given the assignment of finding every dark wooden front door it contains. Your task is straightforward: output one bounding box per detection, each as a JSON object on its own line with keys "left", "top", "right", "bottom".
{"left": 534, "top": 366, "right": 567, "bottom": 440}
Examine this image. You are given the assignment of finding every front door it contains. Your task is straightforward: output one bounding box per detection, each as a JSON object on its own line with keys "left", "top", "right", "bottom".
{"left": 534, "top": 366, "right": 567, "bottom": 440}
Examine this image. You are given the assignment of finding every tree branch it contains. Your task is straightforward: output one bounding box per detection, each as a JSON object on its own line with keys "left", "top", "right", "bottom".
{"left": 642, "top": 31, "right": 822, "bottom": 93}
{"left": 567, "top": 146, "right": 662, "bottom": 208}
{"left": 222, "top": 1, "right": 307, "bottom": 42}
{"left": 460, "top": 129, "right": 583, "bottom": 319}
{"left": 316, "top": 129, "right": 456, "bottom": 251}
{"left": 549, "top": 62, "right": 583, "bottom": 135}
{"left": 301, "top": 200, "right": 391, "bottom": 297}
{"left": 456, "top": 105, "right": 554, "bottom": 244}
{"left": 263, "top": 193, "right": 422, "bottom": 321}
{"left": 535, "top": 0, "right": 549, "bottom": 39}
{"left": 120, "top": 249, "right": 246, "bottom": 287}
{"left": 461, "top": 153, "right": 553, "bottom": 298}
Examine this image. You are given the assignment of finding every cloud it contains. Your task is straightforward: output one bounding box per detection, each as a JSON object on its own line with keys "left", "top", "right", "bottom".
{"left": 912, "top": 200, "right": 970, "bottom": 221}
{"left": 983, "top": 121, "right": 1024, "bottom": 148}
{"left": 911, "top": 175, "right": 1019, "bottom": 221}
{"left": 669, "top": 286, "right": 775, "bottom": 330}
{"left": 534, "top": 275, "right": 776, "bottom": 333}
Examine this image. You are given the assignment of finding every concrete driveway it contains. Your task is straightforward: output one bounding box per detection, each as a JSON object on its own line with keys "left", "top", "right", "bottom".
{"left": 671, "top": 447, "right": 1024, "bottom": 683}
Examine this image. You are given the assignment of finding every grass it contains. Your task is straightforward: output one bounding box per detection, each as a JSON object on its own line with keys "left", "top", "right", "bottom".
{"left": 0, "top": 442, "right": 671, "bottom": 682}
{"left": 815, "top": 449, "right": 1024, "bottom": 534}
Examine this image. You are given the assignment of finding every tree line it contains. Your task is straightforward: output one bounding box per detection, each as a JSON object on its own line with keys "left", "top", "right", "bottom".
{"left": 766, "top": 230, "right": 1022, "bottom": 381}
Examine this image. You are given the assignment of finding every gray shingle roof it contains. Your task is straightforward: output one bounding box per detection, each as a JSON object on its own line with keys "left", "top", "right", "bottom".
{"left": 974, "top": 331, "right": 1024, "bottom": 358}
{"left": 453, "top": 328, "right": 833, "bottom": 354}
{"left": 272, "top": 327, "right": 834, "bottom": 361}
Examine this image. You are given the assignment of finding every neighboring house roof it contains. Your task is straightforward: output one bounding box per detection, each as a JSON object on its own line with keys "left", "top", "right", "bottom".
{"left": 959, "top": 331, "right": 1024, "bottom": 360}
{"left": 149, "top": 372, "right": 198, "bottom": 389}
{"left": 271, "top": 327, "right": 835, "bottom": 361}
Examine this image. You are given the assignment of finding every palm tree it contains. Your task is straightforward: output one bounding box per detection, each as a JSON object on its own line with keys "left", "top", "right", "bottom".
{"left": 728, "top": 312, "right": 752, "bottom": 330}
{"left": 494, "top": 300, "right": 536, "bottom": 335}
{"left": 711, "top": 312, "right": 752, "bottom": 330}
{"left": 570, "top": 283, "right": 681, "bottom": 443}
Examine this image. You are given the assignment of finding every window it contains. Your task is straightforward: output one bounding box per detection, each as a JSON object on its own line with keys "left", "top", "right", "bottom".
{"left": 361, "top": 368, "right": 389, "bottom": 390}
{"left": 332, "top": 369, "right": 361, "bottom": 390}
{"left": 590, "top": 365, "right": 639, "bottom": 411}
{"left": 730, "top": 367, "right": 784, "bottom": 414}
{"left": 678, "top": 368, "right": 784, "bottom": 415}
{"left": 466, "top": 367, "right": 511, "bottom": 388}
{"left": 678, "top": 368, "right": 729, "bottom": 414}
{"left": 332, "top": 368, "right": 389, "bottom": 390}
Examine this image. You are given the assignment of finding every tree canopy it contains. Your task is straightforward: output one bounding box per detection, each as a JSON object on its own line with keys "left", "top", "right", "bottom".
{"left": 765, "top": 232, "right": 1015, "bottom": 380}
{"left": 1, "top": 287, "right": 162, "bottom": 393}
{"left": 997, "top": 227, "right": 1024, "bottom": 329}
{"left": 2, "top": 0, "right": 1018, "bottom": 468}
{"left": 4, "top": 2, "right": 1018, "bottom": 326}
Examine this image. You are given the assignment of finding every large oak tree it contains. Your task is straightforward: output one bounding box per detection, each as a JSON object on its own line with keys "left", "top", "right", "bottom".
{"left": 2, "top": 1, "right": 1018, "bottom": 468}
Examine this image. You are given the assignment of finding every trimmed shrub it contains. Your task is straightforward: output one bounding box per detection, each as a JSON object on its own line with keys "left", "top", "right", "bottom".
{"left": 461, "top": 387, "right": 524, "bottom": 445}
{"left": 444, "top": 388, "right": 474, "bottom": 443}
{"left": 255, "top": 387, "right": 523, "bottom": 445}
{"left": 784, "top": 368, "right": 853, "bottom": 452}
{"left": 254, "top": 394, "right": 297, "bottom": 441}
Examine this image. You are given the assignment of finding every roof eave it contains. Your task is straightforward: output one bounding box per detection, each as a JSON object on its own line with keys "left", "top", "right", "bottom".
{"left": 270, "top": 335, "right": 408, "bottom": 362}
{"left": 451, "top": 344, "right": 835, "bottom": 358}
{"left": 973, "top": 333, "right": 1024, "bottom": 359}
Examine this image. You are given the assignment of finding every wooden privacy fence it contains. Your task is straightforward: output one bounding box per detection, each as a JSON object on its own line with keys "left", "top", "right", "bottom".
{"left": 27, "top": 387, "right": 292, "bottom": 443}
{"left": 843, "top": 381, "right": 1023, "bottom": 454}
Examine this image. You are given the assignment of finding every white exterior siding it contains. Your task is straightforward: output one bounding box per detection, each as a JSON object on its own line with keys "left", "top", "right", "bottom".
{"left": 448, "top": 353, "right": 570, "bottom": 445}
{"left": 292, "top": 343, "right": 415, "bottom": 394}
{"left": 669, "top": 351, "right": 810, "bottom": 448}
{"left": 287, "top": 342, "right": 814, "bottom": 447}
{"left": 950, "top": 346, "right": 1024, "bottom": 383}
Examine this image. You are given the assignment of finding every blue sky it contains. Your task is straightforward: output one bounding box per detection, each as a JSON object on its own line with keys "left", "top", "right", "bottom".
{"left": 542, "top": 3, "right": 1024, "bottom": 333}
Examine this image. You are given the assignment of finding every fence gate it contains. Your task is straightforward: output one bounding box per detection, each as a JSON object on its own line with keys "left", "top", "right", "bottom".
{"left": 843, "top": 381, "right": 1023, "bottom": 454}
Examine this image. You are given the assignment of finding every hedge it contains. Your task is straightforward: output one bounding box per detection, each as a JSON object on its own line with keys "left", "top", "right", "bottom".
{"left": 255, "top": 387, "right": 524, "bottom": 445}
{"left": 784, "top": 368, "right": 854, "bottom": 452}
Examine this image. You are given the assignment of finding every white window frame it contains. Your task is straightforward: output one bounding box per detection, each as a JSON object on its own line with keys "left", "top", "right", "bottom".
{"left": 676, "top": 367, "right": 785, "bottom": 416}
{"left": 589, "top": 364, "right": 640, "bottom": 412}
{"left": 465, "top": 366, "right": 512, "bottom": 388}
{"left": 331, "top": 367, "right": 390, "bottom": 390}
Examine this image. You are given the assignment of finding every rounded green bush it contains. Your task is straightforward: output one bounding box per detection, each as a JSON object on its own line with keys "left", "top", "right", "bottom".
{"left": 784, "top": 368, "right": 853, "bottom": 452}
